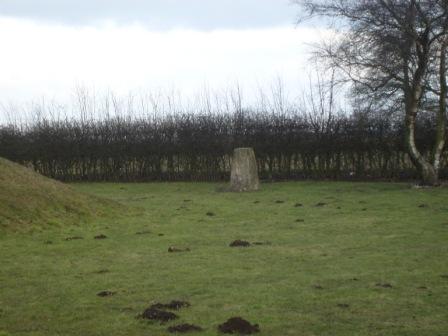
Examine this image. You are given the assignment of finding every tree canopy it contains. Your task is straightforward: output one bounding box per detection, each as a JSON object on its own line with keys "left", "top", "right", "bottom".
{"left": 296, "top": 0, "right": 448, "bottom": 185}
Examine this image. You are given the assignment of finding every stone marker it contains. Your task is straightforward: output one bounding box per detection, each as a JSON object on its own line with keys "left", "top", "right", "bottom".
{"left": 230, "top": 148, "right": 260, "bottom": 192}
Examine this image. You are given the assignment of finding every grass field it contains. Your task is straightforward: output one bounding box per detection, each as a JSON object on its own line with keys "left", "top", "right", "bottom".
{"left": 1, "top": 182, "right": 447, "bottom": 336}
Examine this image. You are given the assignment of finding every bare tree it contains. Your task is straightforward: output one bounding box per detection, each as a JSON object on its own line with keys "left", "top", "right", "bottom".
{"left": 295, "top": 0, "right": 448, "bottom": 185}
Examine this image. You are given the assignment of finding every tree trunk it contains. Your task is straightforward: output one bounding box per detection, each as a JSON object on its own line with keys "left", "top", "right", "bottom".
{"left": 403, "top": 35, "right": 440, "bottom": 186}
{"left": 405, "top": 91, "right": 439, "bottom": 186}
{"left": 432, "top": 38, "right": 447, "bottom": 175}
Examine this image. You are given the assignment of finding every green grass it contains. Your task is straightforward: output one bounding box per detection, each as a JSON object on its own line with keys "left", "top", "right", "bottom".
{"left": 0, "top": 158, "right": 121, "bottom": 232}
{"left": 1, "top": 182, "right": 447, "bottom": 335}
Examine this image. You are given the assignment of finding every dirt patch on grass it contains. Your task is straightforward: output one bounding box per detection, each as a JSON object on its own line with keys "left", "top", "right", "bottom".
{"left": 206, "top": 212, "right": 215, "bottom": 217}
{"left": 136, "top": 230, "right": 151, "bottom": 235}
{"left": 218, "top": 317, "right": 260, "bottom": 334}
{"left": 315, "top": 202, "right": 327, "bottom": 207}
{"left": 129, "top": 196, "right": 149, "bottom": 202}
{"left": 275, "top": 200, "right": 285, "bottom": 204}
{"left": 294, "top": 203, "right": 303, "bottom": 207}
{"left": 168, "top": 246, "right": 191, "bottom": 253}
{"left": 140, "top": 300, "right": 189, "bottom": 323}
{"left": 168, "top": 324, "right": 203, "bottom": 333}
{"left": 65, "top": 236, "right": 83, "bottom": 241}
{"left": 140, "top": 307, "right": 178, "bottom": 322}
{"left": 94, "top": 234, "right": 107, "bottom": 240}
{"left": 151, "top": 300, "right": 191, "bottom": 310}
{"left": 376, "top": 283, "right": 393, "bottom": 288}
{"left": 97, "top": 291, "right": 115, "bottom": 297}
{"left": 418, "top": 204, "right": 429, "bottom": 208}
{"left": 229, "top": 240, "right": 251, "bottom": 247}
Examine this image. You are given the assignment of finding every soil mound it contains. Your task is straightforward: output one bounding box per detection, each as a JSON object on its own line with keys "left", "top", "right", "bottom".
{"left": 151, "top": 300, "right": 191, "bottom": 310}
{"left": 218, "top": 317, "right": 260, "bottom": 334}
{"left": 97, "top": 291, "right": 115, "bottom": 297}
{"left": 376, "top": 283, "right": 393, "bottom": 288}
{"left": 140, "top": 307, "right": 178, "bottom": 322}
{"left": 168, "top": 247, "right": 191, "bottom": 253}
{"left": 65, "top": 236, "right": 83, "bottom": 241}
{"left": 229, "top": 240, "right": 251, "bottom": 247}
{"left": 168, "top": 324, "right": 203, "bottom": 333}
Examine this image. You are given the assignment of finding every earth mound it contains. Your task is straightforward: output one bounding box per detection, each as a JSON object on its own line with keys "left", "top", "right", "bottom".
{"left": 168, "top": 246, "right": 191, "bottom": 253}
{"left": 140, "top": 307, "right": 178, "bottom": 322}
{"left": 151, "top": 300, "right": 191, "bottom": 310}
{"left": 218, "top": 317, "right": 260, "bottom": 334}
{"left": 168, "top": 324, "right": 203, "bottom": 333}
{"left": 0, "top": 158, "right": 122, "bottom": 231}
{"left": 97, "top": 291, "right": 115, "bottom": 297}
{"left": 229, "top": 240, "right": 251, "bottom": 247}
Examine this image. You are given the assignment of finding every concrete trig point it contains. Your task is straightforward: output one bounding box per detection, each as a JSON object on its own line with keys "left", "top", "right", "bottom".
{"left": 229, "top": 148, "right": 260, "bottom": 192}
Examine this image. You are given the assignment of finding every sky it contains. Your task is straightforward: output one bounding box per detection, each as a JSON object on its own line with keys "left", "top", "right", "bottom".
{"left": 0, "top": 0, "right": 329, "bottom": 115}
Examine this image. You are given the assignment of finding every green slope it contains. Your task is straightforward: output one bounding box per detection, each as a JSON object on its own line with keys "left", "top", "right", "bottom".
{"left": 0, "top": 158, "right": 120, "bottom": 231}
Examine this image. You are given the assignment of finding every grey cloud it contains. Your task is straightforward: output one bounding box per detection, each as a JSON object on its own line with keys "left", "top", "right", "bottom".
{"left": 0, "top": 0, "right": 297, "bottom": 29}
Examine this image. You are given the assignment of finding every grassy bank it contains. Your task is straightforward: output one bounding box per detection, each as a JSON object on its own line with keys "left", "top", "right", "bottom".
{"left": 0, "top": 182, "right": 447, "bottom": 335}
{"left": 0, "top": 158, "right": 121, "bottom": 232}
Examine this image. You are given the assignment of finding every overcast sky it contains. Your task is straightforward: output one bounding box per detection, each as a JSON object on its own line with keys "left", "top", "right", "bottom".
{"left": 0, "top": 0, "right": 298, "bottom": 30}
{"left": 0, "top": 0, "right": 328, "bottom": 113}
